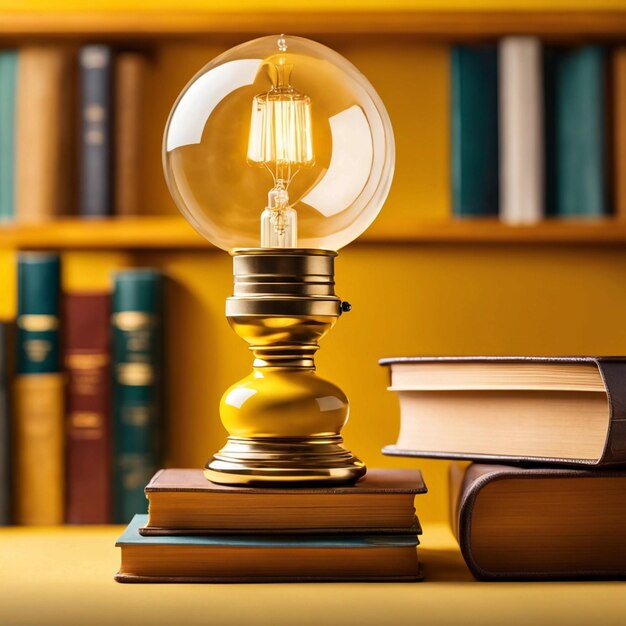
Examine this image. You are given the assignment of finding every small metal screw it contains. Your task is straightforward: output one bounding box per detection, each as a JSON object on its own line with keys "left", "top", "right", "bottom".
{"left": 341, "top": 301, "right": 352, "bottom": 313}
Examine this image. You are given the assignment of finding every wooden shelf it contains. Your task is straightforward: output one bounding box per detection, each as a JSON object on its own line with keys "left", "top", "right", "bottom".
{"left": 0, "top": 6, "right": 625, "bottom": 37}
{"left": 2, "top": 216, "right": 626, "bottom": 250}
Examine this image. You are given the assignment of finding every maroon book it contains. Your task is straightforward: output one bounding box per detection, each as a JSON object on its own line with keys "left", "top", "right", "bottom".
{"left": 64, "top": 293, "right": 111, "bottom": 523}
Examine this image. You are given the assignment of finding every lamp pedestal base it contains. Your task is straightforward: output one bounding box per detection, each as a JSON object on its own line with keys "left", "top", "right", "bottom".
{"left": 205, "top": 436, "right": 366, "bottom": 485}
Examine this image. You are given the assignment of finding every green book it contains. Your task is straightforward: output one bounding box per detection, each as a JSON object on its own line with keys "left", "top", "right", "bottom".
{"left": 112, "top": 269, "right": 163, "bottom": 524}
{"left": 16, "top": 253, "right": 61, "bottom": 375}
{"left": 451, "top": 45, "right": 499, "bottom": 217}
{"left": 0, "top": 50, "right": 17, "bottom": 220}
{"left": 115, "top": 515, "right": 422, "bottom": 583}
{"left": 545, "top": 45, "right": 606, "bottom": 217}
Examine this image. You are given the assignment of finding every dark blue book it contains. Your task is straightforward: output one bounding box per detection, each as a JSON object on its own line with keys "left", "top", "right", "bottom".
{"left": 112, "top": 269, "right": 163, "bottom": 524}
{"left": 115, "top": 515, "right": 422, "bottom": 583}
{"left": 545, "top": 45, "right": 607, "bottom": 217}
{"left": 79, "top": 45, "right": 113, "bottom": 217}
{"left": 451, "top": 45, "right": 499, "bottom": 217}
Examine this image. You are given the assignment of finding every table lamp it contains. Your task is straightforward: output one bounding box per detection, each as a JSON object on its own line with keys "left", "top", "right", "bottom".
{"left": 163, "top": 35, "right": 395, "bottom": 485}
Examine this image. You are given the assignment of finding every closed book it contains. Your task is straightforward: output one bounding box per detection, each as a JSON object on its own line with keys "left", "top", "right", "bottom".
{"left": 79, "top": 45, "right": 113, "bottom": 218}
{"left": 615, "top": 46, "right": 626, "bottom": 219}
{"left": 381, "top": 356, "right": 626, "bottom": 466}
{"left": 115, "top": 52, "right": 146, "bottom": 216}
{"left": 64, "top": 293, "right": 111, "bottom": 524}
{"left": 142, "top": 468, "right": 426, "bottom": 534}
{"left": 498, "top": 37, "right": 544, "bottom": 224}
{"left": 545, "top": 45, "right": 607, "bottom": 217}
{"left": 0, "top": 322, "right": 13, "bottom": 524}
{"left": 112, "top": 269, "right": 163, "bottom": 524}
{"left": 16, "top": 47, "right": 71, "bottom": 220}
{"left": 0, "top": 50, "right": 17, "bottom": 221}
{"left": 15, "top": 253, "right": 64, "bottom": 525}
{"left": 451, "top": 45, "right": 499, "bottom": 217}
{"left": 116, "top": 515, "right": 422, "bottom": 583}
{"left": 450, "top": 463, "right": 626, "bottom": 580}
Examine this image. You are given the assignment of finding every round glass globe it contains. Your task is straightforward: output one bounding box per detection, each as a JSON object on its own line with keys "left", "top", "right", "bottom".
{"left": 163, "top": 35, "right": 395, "bottom": 251}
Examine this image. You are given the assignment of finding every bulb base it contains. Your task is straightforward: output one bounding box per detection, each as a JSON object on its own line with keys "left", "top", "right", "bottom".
{"left": 205, "top": 248, "right": 366, "bottom": 486}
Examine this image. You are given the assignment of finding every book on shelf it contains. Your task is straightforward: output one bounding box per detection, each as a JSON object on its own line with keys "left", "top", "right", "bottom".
{"left": 0, "top": 50, "right": 17, "bottom": 221}
{"left": 14, "top": 253, "right": 64, "bottom": 525}
{"left": 450, "top": 462, "right": 626, "bottom": 580}
{"left": 116, "top": 514, "right": 422, "bottom": 583}
{"left": 115, "top": 51, "right": 146, "bottom": 217}
{"left": 16, "top": 47, "right": 73, "bottom": 221}
{"left": 0, "top": 321, "right": 13, "bottom": 525}
{"left": 64, "top": 292, "right": 112, "bottom": 524}
{"left": 451, "top": 44, "right": 499, "bottom": 218}
{"left": 615, "top": 45, "right": 626, "bottom": 219}
{"left": 142, "top": 468, "right": 425, "bottom": 535}
{"left": 112, "top": 269, "right": 164, "bottom": 524}
{"left": 79, "top": 45, "right": 113, "bottom": 218}
{"left": 381, "top": 356, "right": 626, "bottom": 466}
{"left": 545, "top": 45, "right": 607, "bottom": 218}
{"left": 498, "top": 37, "right": 543, "bottom": 225}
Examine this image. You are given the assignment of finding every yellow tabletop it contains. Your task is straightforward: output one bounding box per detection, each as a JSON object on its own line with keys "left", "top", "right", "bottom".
{"left": 1, "top": 523, "right": 625, "bottom": 626}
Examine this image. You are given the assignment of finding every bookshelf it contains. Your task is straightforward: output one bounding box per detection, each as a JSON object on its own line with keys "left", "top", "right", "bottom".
{"left": 1, "top": 1, "right": 626, "bottom": 529}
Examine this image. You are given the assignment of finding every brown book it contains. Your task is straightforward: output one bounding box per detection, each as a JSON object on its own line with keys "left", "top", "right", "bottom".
{"left": 64, "top": 293, "right": 111, "bottom": 524}
{"left": 381, "top": 356, "right": 626, "bottom": 466}
{"left": 615, "top": 47, "right": 626, "bottom": 218}
{"left": 117, "top": 514, "right": 422, "bottom": 583}
{"left": 142, "top": 468, "right": 426, "bottom": 534}
{"left": 114, "top": 52, "right": 146, "bottom": 216}
{"left": 450, "top": 463, "right": 626, "bottom": 580}
{"left": 16, "top": 46, "right": 73, "bottom": 220}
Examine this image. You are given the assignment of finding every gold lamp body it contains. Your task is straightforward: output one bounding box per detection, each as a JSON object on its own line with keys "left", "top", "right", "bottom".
{"left": 204, "top": 248, "right": 366, "bottom": 485}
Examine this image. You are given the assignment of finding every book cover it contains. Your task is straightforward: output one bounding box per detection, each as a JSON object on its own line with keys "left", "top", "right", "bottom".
{"left": 16, "top": 47, "right": 71, "bottom": 220}
{"left": 499, "top": 37, "right": 544, "bottom": 224}
{"left": 451, "top": 45, "right": 499, "bottom": 217}
{"left": 0, "top": 50, "right": 17, "bottom": 221}
{"left": 112, "top": 269, "right": 163, "bottom": 524}
{"left": 79, "top": 45, "right": 113, "bottom": 218}
{"left": 15, "top": 253, "right": 64, "bottom": 525}
{"left": 545, "top": 45, "right": 606, "bottom": 217}
{"left": 0, "top": 322, "right": 13, "bottom": 524}
{"left": 450, "top": 463, "right": 626, "bottom": 580}
{"left": 615, "top": 46, "right": 626, "bottom": 219}
{"left": 115, "top": 52, "right": 146, "bottom": 216}
{"left": 65, "top": 293, "right": 112, "bottom": 524}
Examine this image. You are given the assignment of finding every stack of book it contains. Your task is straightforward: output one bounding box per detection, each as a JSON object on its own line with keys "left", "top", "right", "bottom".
{"left": 115, "top": 468, "right": 427, "bottom": 583}
{"left": 382, "top": 356, "right": 626, "bottom": 580}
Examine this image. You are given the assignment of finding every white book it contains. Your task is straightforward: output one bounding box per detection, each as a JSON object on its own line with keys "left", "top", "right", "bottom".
{"left": 499, "top": 37, "right": 544, "bottom": 224}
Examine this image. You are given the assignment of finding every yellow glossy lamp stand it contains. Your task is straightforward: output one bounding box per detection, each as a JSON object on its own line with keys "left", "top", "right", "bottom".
{"left": 204, "top": 248, "right": 366, "bottom": 485}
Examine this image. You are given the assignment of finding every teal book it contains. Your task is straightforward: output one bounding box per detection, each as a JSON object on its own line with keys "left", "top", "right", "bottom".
{"left": 115, "top": 515, "right": 422, "bottom": 583}
{"left": 112, "top": 269, "right": 163, "bottom": 524}
{"left": 451, "top": 45, "right": 499, "bottom": 217}
{"left": 545, "top": 45, "right": 606, "bottom": 217}
{"left": 0, "top": 50, "right": 17, "bottom": 220}
{"left": 17, "top": 253, "right": 61, "bottom": 374}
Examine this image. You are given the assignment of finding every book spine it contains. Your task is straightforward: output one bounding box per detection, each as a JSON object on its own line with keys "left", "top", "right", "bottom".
{"left": 112, "top": 270, "right": 163, "bottom": 524}
{"left": 79, "top": 45, "right": 113, "bottom": 218}
{"left": 451, "top": 45, "right": 499, "bottom": 217}
{"left": 64, "top": 293, "right": 112, "bottom": 524}
{"left": 615, "top": 47, "right": 626, "bottom": 219}
{"left": 115, "top": 52, "right": 146, "bottom": 216}
{"left": 15, "top": 253, "right": 64, "bottom": 525}
{"left": 548, "top": 45, "right": 606, "bottom": 217}
{"left": 16, "top": 47, "right": 69, "bottom": 220}
{"left": 0, "top": 50, "right": 17, "bottom": 221}
{"left": 0, "top": 322, "right": 13, "bottom": 524}
{"left": 499, "top": 37, "right": 544, "bottom": 225}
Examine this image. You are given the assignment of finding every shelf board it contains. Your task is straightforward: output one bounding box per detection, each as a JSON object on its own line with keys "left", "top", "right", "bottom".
{"left": 2, "top": 216, "right": 626, "bottom": 250}
{"left": 0, "top": 7, "right": 625, "bottom": 37}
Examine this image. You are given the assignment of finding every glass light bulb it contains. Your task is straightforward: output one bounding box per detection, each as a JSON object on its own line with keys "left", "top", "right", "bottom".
{"left": 163, "top": 35, "right": 395, "bottom": 252}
